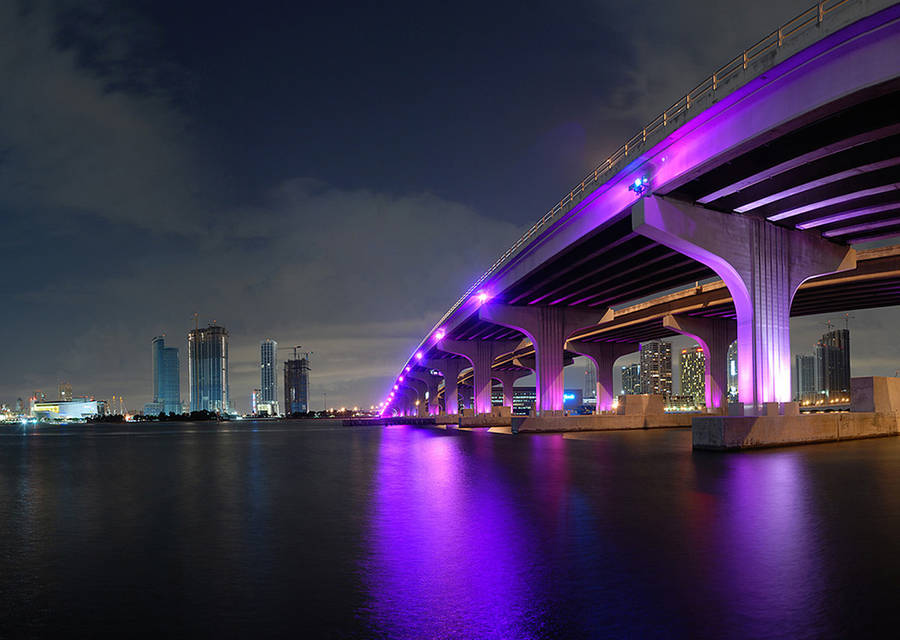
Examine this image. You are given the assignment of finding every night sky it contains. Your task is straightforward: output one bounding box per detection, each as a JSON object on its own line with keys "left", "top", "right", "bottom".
{"left": 2, "top": 0, "right": 895, "bottom": 412}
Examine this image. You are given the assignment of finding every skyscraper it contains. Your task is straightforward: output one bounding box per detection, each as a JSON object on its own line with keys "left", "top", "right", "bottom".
{"left": 151, "top": 336, "right": 181, "bottom": 414}
{"left": 260, "top": 339, "right": 278, "bottom": 408}
{"left": 621, "top": 363, "right": 641, "bottom": 395}
{"left": 795, "top": 353, "right": 817, "bottom": 403}
{"left": 188, "top": 324, "right": 229, "bottom": 413}
{"left": 680, "top": 347, "right": 705, "bottom": 406}
{"left": 816, "top": 327, "right": 850, "bottom": 401}
{"left": 284, "top": 353, "right": 310, "bottom": 414}
{"left": 639, "top": 341, "right": 672, "bottom": 396}
{"left": 58, "top": 382, "right": 73, "bottom": 401}
{"left": 583, "top": 366, "right": 596, "bottom": 399}
{"left": 726, "top": 341, "right": 739, "bottom": 403}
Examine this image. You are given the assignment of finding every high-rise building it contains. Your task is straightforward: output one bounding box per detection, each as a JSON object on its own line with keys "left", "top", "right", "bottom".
{"left": 621, "top": 363, "right": 641, "bottom": 395}
{"left": 151, "top": 336, "right": 181, "bottom": 414}
{"left": 250, "top": 389, "right": 260, "bottom": 415}
{"left": 260, "top": 339, "right": 278, "bottom": 409}
{"left": 58, "top": 382, "right": 73, "bottom": 401}
{"left": 639, "top": 341, "right": 672, "bottom": 397}
{"left": 680, "top": 347, "right": 705, "bottom": 406}
{"left": 188, "top": 324, "right": 230, "bottom": 413}
{"left": 726, "top": 341, "right": 739, "bottom": 403}
{"left": 584, "top": 366, "right": 597, "bottom": 399}
{"left": 816, "top": 327, "right": 850, "bottom": 401}
{"left": 284, "top": 354, "right": 310, "bottom": 414}
{"left": 795, "top": 353, "right": 818, "bottom": 404}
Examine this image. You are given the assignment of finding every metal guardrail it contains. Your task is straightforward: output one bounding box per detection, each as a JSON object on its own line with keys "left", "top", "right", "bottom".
{"left": 396, "top": 0, "right": 858, "bottom": 380}
{"left": 438, "top": 0, "right": 853, "bottom": 324}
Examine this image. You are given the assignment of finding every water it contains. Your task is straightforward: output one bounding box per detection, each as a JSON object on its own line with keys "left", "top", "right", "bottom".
{"left": 1, "top": 421, "right": 899, "bottom": 638}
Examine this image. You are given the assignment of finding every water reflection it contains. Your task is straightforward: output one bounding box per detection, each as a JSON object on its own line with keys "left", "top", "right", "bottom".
{"left": 364, "top": 426, "right": 547, "bottom": 638}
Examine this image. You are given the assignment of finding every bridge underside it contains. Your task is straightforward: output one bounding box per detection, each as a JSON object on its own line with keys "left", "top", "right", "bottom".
{"left": 390, "top": 7, "right": 900, "bottom": 417}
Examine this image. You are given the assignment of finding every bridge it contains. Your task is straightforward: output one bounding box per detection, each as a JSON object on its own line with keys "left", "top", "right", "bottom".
{"left": 383, "top": 0, "right": 900, "bottom": 445}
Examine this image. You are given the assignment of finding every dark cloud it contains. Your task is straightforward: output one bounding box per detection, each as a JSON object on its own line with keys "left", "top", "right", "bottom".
{"left": 1, "top": 0, "right": 897, "bottom": 412}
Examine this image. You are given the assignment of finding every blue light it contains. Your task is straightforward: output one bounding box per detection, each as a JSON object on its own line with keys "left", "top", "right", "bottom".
{"left": 634, "top": 178, "right": 642, "bottom": 188}
{"left": 563, "top": 393, "right": 575, "bottom": 401}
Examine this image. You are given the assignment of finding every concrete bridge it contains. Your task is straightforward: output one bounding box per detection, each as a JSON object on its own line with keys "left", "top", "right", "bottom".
{"left": 383, "top": 0, "right": 900, "bottom": 446}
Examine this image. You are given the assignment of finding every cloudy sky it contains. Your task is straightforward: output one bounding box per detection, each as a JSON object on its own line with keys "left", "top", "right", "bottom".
{"left": 2, "top": 0, "right": 895, "bottom": 412}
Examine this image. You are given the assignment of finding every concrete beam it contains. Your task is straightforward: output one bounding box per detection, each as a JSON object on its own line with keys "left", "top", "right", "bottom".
{"left": 633, "top": 195, "right": 855, "bottom": 412}
{"left": 480, "top": 304, "right": 608, "bottom": 413}
{"left": 566, "top": 340, "right": 639, "bottom": 413}
{"left": 438, "top": 339, "right": 519, "bottom": 415}
{"left": 663, "top": 314, "right": 736, "bottom": 411}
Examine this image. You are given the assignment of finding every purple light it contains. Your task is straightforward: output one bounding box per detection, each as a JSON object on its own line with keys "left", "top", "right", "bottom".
{"left": 398, "top": 376, "right": 404, "bottom": 382}
{"left": 476, "top": 291, "right": 489, "bottom": 305}
{"left": 393, "top": 384, "right": 398, "bottom": 390}
{"left": 415, "top": 352, "right": 423, "bottom": 360}
{"left": 405, "top": 366, "right": 411, "bottom": 372}
{"left": 435, "top": 329, "right": 445, "bottom": 340}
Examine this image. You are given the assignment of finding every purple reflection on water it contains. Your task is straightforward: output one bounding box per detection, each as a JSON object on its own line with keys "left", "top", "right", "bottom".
{"left": 715, "top": 452, "right": 827, "bottom": 635}
{"left": 361, "top": 427, "right": 546, "bottom": 638}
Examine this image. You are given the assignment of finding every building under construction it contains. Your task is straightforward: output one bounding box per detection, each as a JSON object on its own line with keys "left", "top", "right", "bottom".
{"left": 284, "top": 349, "right": 310, "bottom": 414}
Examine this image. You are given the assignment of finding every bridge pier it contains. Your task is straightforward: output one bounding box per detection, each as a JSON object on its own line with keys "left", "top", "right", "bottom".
{"left": 492, "top": 369, "right": 531, "bottom": 410}
{"left": 424, "top": 357, "right": 463, "bottom": 416}
{"left": 567, "top": 340, "right": 639, "bottom": 413}
{"left": 663, "top": 315, "right": 735, "bottom": 412}
{"left": 409, "top": 370, "right": 442, "bottom": 415}
{"left": 480, "top": 305, "right": 607, "bottom": 414}
{"left": 633, "top": 195, "right": 855, "bottom": 414}
{"left": 401, "top": 379, "right": 429, "bottom": 416}
{"left": 439, "top": 339, "right": 518, "bottom": 415}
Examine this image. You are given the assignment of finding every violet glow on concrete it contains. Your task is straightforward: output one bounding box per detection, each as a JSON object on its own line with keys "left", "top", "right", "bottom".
{"left": 796, "top": 202, "right": 900, "bottom": 229}
{"left": 734, "top": 157, "right": 900, "bottom": 213}
{"left": 823, "top": 216, "right": 900, "bottom": 237}
{"left": 767, "top": 185, "right": 897, "bottom": 222}
{"left": 362, "top": 428, "right": 543, "bottom": 638}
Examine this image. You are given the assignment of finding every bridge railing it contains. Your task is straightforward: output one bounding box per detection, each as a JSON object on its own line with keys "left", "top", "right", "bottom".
{"left": 422, "top": 0, "right": 856, "bottom": 353}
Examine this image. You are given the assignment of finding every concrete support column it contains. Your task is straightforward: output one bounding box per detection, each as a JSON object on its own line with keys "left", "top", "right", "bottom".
{"left": 566, "top": 340, "right": 638, "bottom": 413}
{"left": 404, "top": 379, "right": 429, "bottom": 416}
{"left": 492, "top": 369, "right": 531, "bottom": 409}
{"left": 663, "top": 314, "right": 736, "bottom": 412}
{"left": 424, "top": 358, "right": 463, "bottom": 415}
{"left": 480, "top": 305, "right": 608, "bottom": 414}
{"left": 394, "top": 387, "right": 416, "bottom": 416}
{"left": 439, "top": 339, "right": 518, "bottom": 415}
{"left": 409, "top": 370, "right": 441, "bottom": 415}
{"left": 633, "top": 195, "right": 855, "bottom": 412}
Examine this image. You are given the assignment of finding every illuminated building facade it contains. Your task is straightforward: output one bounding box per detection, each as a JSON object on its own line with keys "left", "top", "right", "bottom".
{"left": 639, "top": 341, "right": 672, "bottom": 397}
{"left": 58, "top": 382, "right": 72, "bottom": 401}
{"left": 680, "top": 346, "right": 705, "bottom": 406}
{"left": 260, "top": 339, "right": 279, "bottom": 414}
{"left": 152, "top": 336, "right": 181, "bottom": 414}
{"left": 726, "top": 342, "right": 738, "bottom": 403}
{"left": 490, "top": 387, "right": 582, "bottom": 415}
{"left": 621, "top": 363, "right": 641, "bottom": 395}
{"left": 817, "top": 328, "right": 851, "bottom": 401}
{"left": 795, "top": 354, "right": 818, "bottom": 404}
{"left": 32, "top": 399, "right": 108, "bottom": 421}
{"left": 188, "top": 324, "right": 230, "bottom": 413}
{"left": 583, "top": 366, "right": 596, "bottom": 399}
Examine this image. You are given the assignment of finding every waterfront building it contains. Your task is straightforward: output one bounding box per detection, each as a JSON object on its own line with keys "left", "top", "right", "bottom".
{"left": 639, "top": 341, "right": 672, "bottom": 397}
{"left": 621, "top": 363, "right": 641, "bottom": 395}
{"left": 284, "top": 354, "right": 310, "bottom": 414}
{"left": 490, "top": 387, "right": 583, "bottom": 416}
{"left": 260, "top": 339, "right": 279, "bottom": 414}
{"left": 152, "top": 336, "right": 181, "bottom": 414}
{"left": 58, "top": 382, "right": 72, "bottom": 401}
{"left": 795, "top": 353, "right": 818, "bottom": 404}
{"left": 188, "top": 323, "right": 230, "bottom": 413}
{"left": 31, "top": 399, "right": 108, "bottom": 421}
{"left": 250, "top": 389, "right": 260, "bottom": 414}
{"left": 726, "top": 341, "right": 738, "bottom": 403}
{"left": 816, "top": 328, "right": 851, "bottom": 401}
{"left": 680, "top": 347, "right": 705, "bottom": 406}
